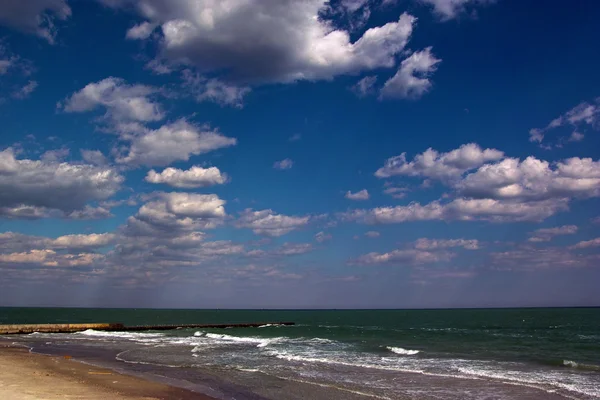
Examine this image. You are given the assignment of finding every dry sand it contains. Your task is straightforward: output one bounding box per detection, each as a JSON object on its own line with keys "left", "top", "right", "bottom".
{"left": 0, "top": 345, "right": 215, "bottom": 400}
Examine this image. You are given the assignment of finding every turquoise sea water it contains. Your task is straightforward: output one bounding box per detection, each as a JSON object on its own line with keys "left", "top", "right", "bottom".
{"left": 2, "top": 307, "right": 599, "bottom": 399}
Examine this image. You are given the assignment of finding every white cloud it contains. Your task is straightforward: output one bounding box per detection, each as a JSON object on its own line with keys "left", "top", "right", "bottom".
{"left": 274, "top": 158, "right": 294, "bottom": 170}
{"left": 40, "top": 147, "right": 69, "bottom": 162}
{"left": 61, "top": 77, "right": 164, "bottom": 124}
{"left": 126, "top": 21, "right": 157, "bottom": 39}
{"left": 345, "top": 189, "right": 370, "bottom": 201}
{"left": 0, "top": 0, "right": 71, "bottom": 43}
{"left": 315, "top": 231, "right": 332, "bottom": 243}
{"left": 351, "top": 75, "right": 377, "bottom": 97}
{"left": 289, "top": 134, "right": 302, "bottom": 142}
{"left": 570, "top": 238, "right": 600, "bottom": 250}
{"left": 0, "top": 148, "right": 123, "bottom": 217}
{"left": 380, "top": 47, "right": 441, "bottom": 99}
{"left": 116, "top": 119, "right": 236, "bottom": 167}
{"left": 12, "top": 80, "right": 38, "bottom": 99}
{"left": 383, "top": 185, "right": 409, "bottom": 199}
{"left": 528, "top": 225, "right": 578, "bottom": 242}
{"left": 146, "top": 166, "right": 228, "bottom": 188}
{"left": 182, "top": 70, "right": 250, "bottom": 108}
{"left": 99, "top": 1, "right": 417, "bottom": 84}
{"left": 354, "top": 249, "right": 451, "bottom": 265}
{"left": 414, "top": 238, "right": 480, "bottom": 250}
{"left": 420, "top": 0, "right": 495, "bottom": 20}
{"left": 236, "top": 209, "right": 311, "bottom": 237}
{"left": 569, "top": 132, "right": 584, "bottom": 142}
{"left": 66, "top": 205, "right": 113, "bottom": 220}
{"left": 365, "top": 231, "right": 380, "bottom": 238}
{"left": 80, "top": 150, "right": 108, "bottom": 166}
{"left": 376, "top": 143, "right": 503, "bottom": 180}
{"left": 123, "top": 192, "right": 227, "bottom": 237}
{"left": 0, "top": 249, "right": 103, "bottom": 267}
{"left": 529, "top": 98, "right": 600, "bottom": 145}
{"left": 50, "top": 233, "right": 116, "bottom": 250}
{"left": 457, "top": 157, "right": 600, "bottom": 201}
{"left": 343, "top": 197, "right": 569, "bottom": 224}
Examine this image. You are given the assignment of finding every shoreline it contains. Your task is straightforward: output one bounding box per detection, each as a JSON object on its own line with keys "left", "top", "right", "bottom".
{"left": 0, "top": 344, "right": 216, "bottom": 400}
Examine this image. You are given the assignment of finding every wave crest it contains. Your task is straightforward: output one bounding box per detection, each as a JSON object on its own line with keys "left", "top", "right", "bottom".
{"left": 386, "top": 346, "right": 420, "bottom": 355}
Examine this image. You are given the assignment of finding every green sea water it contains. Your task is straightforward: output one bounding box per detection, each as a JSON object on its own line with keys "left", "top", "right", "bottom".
{"left": 2, "top": 307, "right": 599, "bottom": 399}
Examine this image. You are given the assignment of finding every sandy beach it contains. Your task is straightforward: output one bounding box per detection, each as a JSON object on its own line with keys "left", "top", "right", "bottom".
{"left": 0, "top": 345, "right": 214, "bottom": 400}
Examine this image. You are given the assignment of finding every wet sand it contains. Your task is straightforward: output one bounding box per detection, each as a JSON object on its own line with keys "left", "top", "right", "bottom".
{"left": 0, "top": 345, "right": 215, "bottom": 400}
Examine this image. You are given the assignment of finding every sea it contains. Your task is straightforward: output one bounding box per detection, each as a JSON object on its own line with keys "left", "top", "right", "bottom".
{"left": 1, "top": 307, "right": 599, "bottom": 400}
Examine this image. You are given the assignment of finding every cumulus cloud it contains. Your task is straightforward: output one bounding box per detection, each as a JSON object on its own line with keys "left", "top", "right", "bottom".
{"left": 0, "top": 0, "right": 71, "bottom": 43}
{"left": 345, "top": 189, "right": 370, "bottom": 201}
{"left": 99, "top": 1, "right": 417, "bottom": 84}
{"left": 146, "top": 166, "right": 228, "bottom": 188}
{"left": 353, "top": 248, "right": 451, "bottom": 265}
{"left": 273, "top": 158, "right": 294, "bottom": 170}
{"left": 115, "top": 119, "right": 236, "bottom": 167}
{"left": 122, "top": 192, "right": 227, "bottom": 240}
{"left": 236, "top": 209, "right": 311, "bottom": 237}
{"left": 420, "top": 0, "right": 495, "bottom": 20}
{"left": 375, "top": 143, "right": 503, "bottom": 181}
{"left": 315, "top": 231, "right": 332, "bottom": 243}
{"left": 380, "top": 47, "right": 441, "bottom": 99}
{"left": 528, "top": 225, "right": 578, "bottom": 242}
{"left": 529, "top": 97, "right": 600, "bottom": 146}
{"left": 0, "top": 148, "right": 123, "bottom": 217}
{"left": 61, "top": 77, "right": 164, "bottom": 124}
{"left": 457, "top": 157, "right": 600, "bottom": 201}
{"left": 414, "top": 238, "right": 480, "bottom": 250}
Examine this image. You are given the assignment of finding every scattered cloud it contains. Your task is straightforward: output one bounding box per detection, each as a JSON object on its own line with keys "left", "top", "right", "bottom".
{"left": 414, "top": 238, "right": 480, "bottom": 250}
{"left": 12, "top": 80, "right": 38, "bottom": 99}
{"left": 289, "top": 134, "right": 302, "bottom": 142}
{"left": 380, "top": 47, "right": 441, "bottom": 99}
{"left": 420, "top": 0, "right": 495, "bottom": 21}
{"left": 529, "top": 97, "right": 599, "bottom": 146}
{"left": 376, "top": 143, "right": 503, "bottom": 181}
{"left": 61, "top": 77, "right": 164, "bottom": 124}
{"left": 315, "top": 231, "right": 332, "bottom": 243}
{"left": 351, "top": 76, "right": 378, "bottom": 97}
{"left": 274, "top": 158, "right": 294, "bottom": 170}
{"left": 236, "top": 209, "right": 311, "bottom": 237}
{"left": 570, "top": 238, "right": 600, "bottom": 250}
{"left": 182, "top": 69, "right": 251, "bottom": 108}
{"left": 80, "top": 150, "right": 108, "bottom": 166}
{"left": 345, "top": 189, "right": 370, "bottom": 201}
{"left": 40, "top": 147, "right": 69, "bottom": 162}
{"left": 115, "top": 119, "right": 237, "bottom": 167}
{"left": 365, "top": 231, "right": 380, "bottom": 238}
{"left": 528, "top": 225, "right": 578, "bottom": 242}
{"left": 353, "top": 248, "right": 452, "bottom": 265}
{"left": 146, "top": 166, "right": 228, "bottom": 188}
{"left": 0, "top": 0, "right": 72, "bottom": 43}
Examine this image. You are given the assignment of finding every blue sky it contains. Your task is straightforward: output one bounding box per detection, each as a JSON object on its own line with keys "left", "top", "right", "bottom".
{"left": 0, "top": 0, "right": 599, "bottom": 308}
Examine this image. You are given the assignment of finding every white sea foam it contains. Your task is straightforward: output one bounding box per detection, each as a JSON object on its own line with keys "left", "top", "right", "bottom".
{"left": 76, "top": 329, "right": 164, "bottom": 339}
{"left": 387, "top": 346, "right": 420, "bottom": 355}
